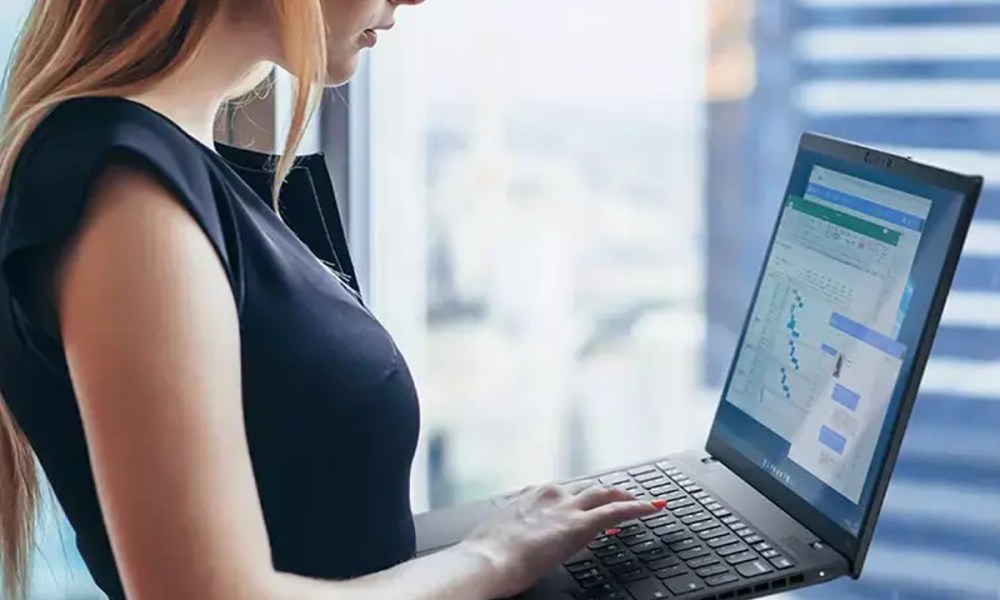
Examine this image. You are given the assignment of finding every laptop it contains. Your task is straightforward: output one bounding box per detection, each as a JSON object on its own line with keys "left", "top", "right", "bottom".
{"left": 413, "top": 133, "right": 983, "bottom": 600}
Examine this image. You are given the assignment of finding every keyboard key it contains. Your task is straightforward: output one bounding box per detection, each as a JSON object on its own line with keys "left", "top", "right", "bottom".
{"left": 589, "top": 536, "right": 617, "bottom": 550}
{"left": 736, "top": 559, "right": 774, "bottom": 578}
{"left": 716, "top": 543, "right": 750, "bottom": 557}
{"left": 721, "top": 516, "right": 739, "bottom": 525}
{"left": 664, "top": 574, "right": 705, "bottom": 596}
{"left": 645, "top": 484, "right": 672, "bottom": 496}
{"left": 706, "top": 573, "right": 740, "bottom": 587}
{"left": 726, "top": 551, "right": 757, "bottom": 565}
{"left": 600, "top": 552, "right": 632, "bottom": 566}
{"left": 573, "top": 567, "right": 602, "bottom": 580}
{"left": 682, "top": 484, "right": 702, "bottom": 493}
{"left": 622, "top": 533, "right": 655, "bottom": 547}
{"left": 634, "top": 471, "right": 663, "bottom": 483}
{"left": 728, "top": 521, "right": 746, "bottom": 531}
{"left": 600, "top": 472, "right": 630, "bottom": 485}
{"left": 626, "top": 578, "right": 671, "bottom": 600}
{"left": 689, "top": 520, "right": 720, "bottom": 532}
{"left": 687, "top": 555, "right": 720, "bottom": 569}
{"left": 655, "top": 489, "right": 685, "bottom": 502}
{"left": 677, "top": 546, "right": 711, "bottom": 561}
{"left": 593, "top": 544, "right": 625, "bottom": 557}
{"left": 667, "top": 498, "right": 696, "bottom": 511}
{"left": 641, "top": 511, "right": 669, "bottom": 522}
{"left": 652, "top": 523, "right": 683, "bottom": 538}
{"left": 653, "top": 564, "right": 688, "bottom": 580}
{"left": 696, "top": 495, "right": 716, "bottom": 505}
{"left": 580, "top": 581, "right": 618, "bottom": 596}
{"left": 753, "top": 542, "right": 771, "bottom": 552}
{"left": 705, "top": 502, "right": 723, "bottom": 512}
{"left": 640, "top": 477, "right": 671, "bottom": 490}
{"left": 628, "top": 465, "right": 657, "bottom": 476}
{"left": 692, "top": 491, "right": 708, "bottom": 499}
{"left": 615, "top": 568, "right": 651, "bottom": 583}
{"left": 590, "top": 592, "right": 629, "bottom": 600}
{"left": 761, "top": 549, "right": 779, "bottom": 559}
{"left": 707, "top": 535, "right": 740, "bottom": 549}
{"left": 674, "top": 506, "right": 704, "bottom": 518}
{"left": 630, "top": 540, "right": 660, "bottom": 555}
{"left": 608, "top": 558, "right": 642, "bottom": 574}
{"left": 645, "top": 556, "right": 681, "bottom": 571}
{"left": 636, "top": 547, "right": 668, "bottom": 562}
{"left": 578, "top": 573, "right": 610, "bottom": 588}
{"left": 696, "top": 564, "right": 730, "bottom": 577}
{"left": 711, "top": 508, "right": 732, "bottom": 518}
{"left": 618, "top": 525, "right": 643, "bottom": 537}
{"left": 566, "top": 559, "right": 599, "bottom": 573}
{"left": 736, "top": 529, "right": 756, "bottom": 539}
{"left": 565, "top": 548, "right": 593, "bottom": 565}
{"left": 770, "top": 556, "right": 795, "bottom": 570}
{"left": 660, "top": 531, "right": 692, "bottom": 544}
{"left": 681, "top": 511, "right": 712, "bottom": 525}
{"left": 655, "top": 461, "right": 674, "bottom": 471}
{"left": 644, "top": 515, "right": 674, "bottom": 529}
{"left": 668, "top": 538, "right": 700, "bottom": 553}
{"left": 744, "top": 535, "right": 764, "bottom": 545}
{"left": 699, "top": 527, "right": 730, "bottom": 540}
{"left": 664, "top": 468, "right": 682, "bottom": 478}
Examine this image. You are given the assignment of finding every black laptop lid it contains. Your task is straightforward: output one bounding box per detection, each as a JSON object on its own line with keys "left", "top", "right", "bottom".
{"left": 705, "top": 133, "right": 982, "bottom": 576}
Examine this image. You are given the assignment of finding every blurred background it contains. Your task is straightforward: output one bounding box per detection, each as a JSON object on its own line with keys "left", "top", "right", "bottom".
{"left": 2, "top": 1, "right": 998, "bottom": 599}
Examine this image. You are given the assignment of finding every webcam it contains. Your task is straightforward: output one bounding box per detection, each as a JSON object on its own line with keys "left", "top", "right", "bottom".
{"left": 865, "top": 151, "right": 894, "bottom": 169}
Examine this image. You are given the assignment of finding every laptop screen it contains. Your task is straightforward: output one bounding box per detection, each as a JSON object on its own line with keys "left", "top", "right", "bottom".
{"left": 713, "top": 148, "right": 965, "bottom": 536}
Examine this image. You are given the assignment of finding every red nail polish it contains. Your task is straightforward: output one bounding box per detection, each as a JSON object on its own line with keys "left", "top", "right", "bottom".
{"left": 605, "top": 528, "right": 621, "bottom": 536}
{"left": 651, "top": 499, "right": 667, "bottom": 509}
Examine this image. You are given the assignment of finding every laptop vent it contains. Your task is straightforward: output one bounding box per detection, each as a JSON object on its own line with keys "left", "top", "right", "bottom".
{"left": 712, "top": 574, "right": 801, "bottom": 600}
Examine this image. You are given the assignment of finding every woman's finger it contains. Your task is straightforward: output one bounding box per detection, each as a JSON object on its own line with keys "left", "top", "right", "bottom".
{"left": 562, "top": 479, "right": 600, "bottom": 496}
{"left": 585, "top": 499, "right": 665, "bottom": 531}
{"left": 569, "top": 484, "right": 634, "bottom": 511}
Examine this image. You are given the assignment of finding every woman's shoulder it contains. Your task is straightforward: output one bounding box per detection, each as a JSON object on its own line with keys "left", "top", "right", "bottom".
{"left": 0, "top": 97, "right": 242, "bottom": 319}
{"left": 13, "top": 96, "right": 217, "bottom": 198}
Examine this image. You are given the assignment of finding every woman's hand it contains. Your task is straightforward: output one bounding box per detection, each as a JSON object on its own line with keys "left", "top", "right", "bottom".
{"left": 461, "top": 482, "right": 666, "bottom": 599}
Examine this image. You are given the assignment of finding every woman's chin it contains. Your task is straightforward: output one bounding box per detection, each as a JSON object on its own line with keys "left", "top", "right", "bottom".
{"left": 324, "top": 55, "right": 361, "bottom": 88}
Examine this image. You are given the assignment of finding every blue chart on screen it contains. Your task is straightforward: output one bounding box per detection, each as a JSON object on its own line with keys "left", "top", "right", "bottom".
{"left": 724, "top": 164, "right": 930, "bottom": 506}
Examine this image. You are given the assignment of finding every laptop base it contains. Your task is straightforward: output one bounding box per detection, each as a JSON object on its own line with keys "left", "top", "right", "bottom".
{"left": 414, "top": 451, "right": 848, "bottom": 599}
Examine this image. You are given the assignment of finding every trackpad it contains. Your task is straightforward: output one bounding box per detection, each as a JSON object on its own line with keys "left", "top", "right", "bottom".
{"left": 414, "top": 499, "right": 497, "bottom": 556}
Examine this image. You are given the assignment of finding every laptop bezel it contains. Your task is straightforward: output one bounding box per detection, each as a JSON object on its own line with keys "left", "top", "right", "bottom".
{"left": 704, "top": 132, "right": 983, "bottom": 577}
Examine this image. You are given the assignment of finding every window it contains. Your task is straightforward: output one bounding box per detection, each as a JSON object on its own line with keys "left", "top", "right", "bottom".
{"left": 366, "top": 1, "right": 1000, "bottom": 599}
{"left": 366, "top": 0, "right": 714, "bottom": 509}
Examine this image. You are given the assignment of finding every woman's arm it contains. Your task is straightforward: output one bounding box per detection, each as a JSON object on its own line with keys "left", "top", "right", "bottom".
{"left": 57, "top": 162, "right": 659, "bottom": 600}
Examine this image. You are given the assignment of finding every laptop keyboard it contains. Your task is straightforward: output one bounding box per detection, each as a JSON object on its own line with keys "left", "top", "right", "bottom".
{"left": 563, "top": 461, "right": 797, "bottom": 599}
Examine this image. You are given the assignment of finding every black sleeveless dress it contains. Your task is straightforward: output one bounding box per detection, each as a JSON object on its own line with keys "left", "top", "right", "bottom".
{"left": 0, "top": 97, "right": 421, "bottom": 599}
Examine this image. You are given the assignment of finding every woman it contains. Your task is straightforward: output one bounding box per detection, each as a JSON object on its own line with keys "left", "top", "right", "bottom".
{"left": 0, "top": 1, "right": 667, "bottom": 599}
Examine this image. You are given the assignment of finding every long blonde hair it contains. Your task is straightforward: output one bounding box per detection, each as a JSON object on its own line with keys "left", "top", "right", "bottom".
{"left": 0, "top": 1, "right": 328, "bottom": 597}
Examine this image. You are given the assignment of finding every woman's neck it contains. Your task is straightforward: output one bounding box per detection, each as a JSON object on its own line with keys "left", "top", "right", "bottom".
{"left": 127, "top": 7, "right": 278, "bottom": 149}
